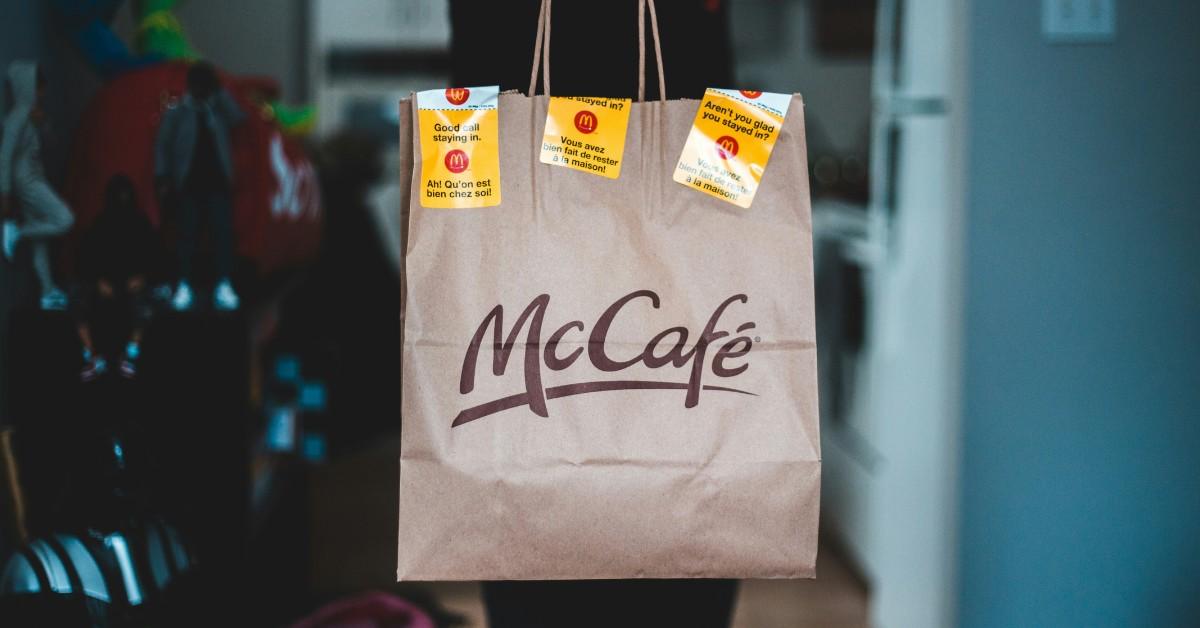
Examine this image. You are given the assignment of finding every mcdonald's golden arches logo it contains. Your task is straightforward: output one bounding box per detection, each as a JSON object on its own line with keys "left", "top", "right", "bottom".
{"left": 715, "top": 135, "right": 739, "bottom": 160}
{"left": 673, "top": 88, "right": 789, "bottom": 208}
{"left": 445, "top": 149, "right": 469, "bottom": 173}
{"left": 445, "top": 87, "right": 471, "bottom": 106}
{"left": 573, "top": 110, "right": 598, "bottom": 134}
{"left": 539, "top": 96, "right": 631, "bottom": 179}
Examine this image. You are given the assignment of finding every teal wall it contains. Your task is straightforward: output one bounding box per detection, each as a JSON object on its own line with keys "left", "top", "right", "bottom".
{"left": 961, "top": 2, "right": 1200, "bottom": 627}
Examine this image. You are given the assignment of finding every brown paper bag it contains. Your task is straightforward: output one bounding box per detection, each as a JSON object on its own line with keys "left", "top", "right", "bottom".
{"left": 397, "top": 0, "right": 819, "bottom": 581}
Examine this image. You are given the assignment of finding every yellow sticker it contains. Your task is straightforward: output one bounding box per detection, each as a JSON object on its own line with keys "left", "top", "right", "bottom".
{"left": 673, "top": 89, "right": 791, "bottom": 208}
{"left": 539, "top": 96, "right": 631, "bottom": 179}
{"left": 417, "top": 86, "right": 501, "bottom": 208}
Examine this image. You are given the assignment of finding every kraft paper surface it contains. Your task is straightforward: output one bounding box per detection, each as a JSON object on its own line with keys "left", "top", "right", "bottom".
{"left": 396, "top": 93, "right": 820, "bottom": 581}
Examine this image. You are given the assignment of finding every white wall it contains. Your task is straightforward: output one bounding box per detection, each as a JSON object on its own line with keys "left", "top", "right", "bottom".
{"left": 816, "top": 2, "right": 968, "bottom": 626}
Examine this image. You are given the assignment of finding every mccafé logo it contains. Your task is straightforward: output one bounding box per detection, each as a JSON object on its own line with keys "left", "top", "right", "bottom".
{"left": 574, "top": 109, "right": 598, "bottom": 134}
{"left": 445, "top": 87, "right": 470, "bottom": 105}
{"left": 739, "top": 90, "right": 762, "bottom": 99}
{"left": 453, "top": 290, "right": 757, "bottom": 427}
{"left": 445, "top": 149, "right": 469, "bottom": 173}
{"left": 715, "top": 135, "right": 739, "bottom": 160}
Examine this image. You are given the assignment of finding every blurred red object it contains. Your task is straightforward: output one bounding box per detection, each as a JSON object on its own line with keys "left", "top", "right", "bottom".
{"left": 289, "top": 591, "right": 436, "bottom": 628}
{"left": 65, "top": 61, "right": 321, "bottom": 276}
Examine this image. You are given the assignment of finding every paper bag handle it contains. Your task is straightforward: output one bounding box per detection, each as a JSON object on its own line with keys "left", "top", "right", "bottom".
{"left": 527, "top": 0, "right": 668, "bottom": 103}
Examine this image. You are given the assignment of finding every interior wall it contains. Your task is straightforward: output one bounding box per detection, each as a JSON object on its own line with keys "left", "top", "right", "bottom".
{"left": 730, "top": 0, "right": 873, "bottom": 156}
{"left": 168, "top": 0, "right": 307, "bottom": 102}
{"left": 0, "top": 2, "right": 48, "bottom": 68}
{"left": 960, "top": 2, "right": 1200, "bottom": 627}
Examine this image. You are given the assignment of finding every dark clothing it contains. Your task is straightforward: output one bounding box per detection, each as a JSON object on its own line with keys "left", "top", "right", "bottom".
{"left": 155, "top": 89, "right": 243, "bottom": 281}
{"left": 76, "top": 204, "right": 159, "bottom": 286}
{"left": 184, "top": 110, "right": 228, "bottom": 194}
{"left": 176, "top": 187, "right": 233, "bottom": 281}
{"left": 171, "top": 97, "right": 238, "bottom": 281}
{"left": 72, "top": 283, "right": 153, "bottom": 325}
{"left": 154, "top": 90, "right": 244, "bottom": 189}
{"left": 450, "top": 0, "right": 733, "bottom": 100}
{"left": 483, "top": 579, "right": 739, "bottom": 628}
{"left": 71, "top": 284, "right": 153, "bottom": 356}
{"left": 74, "top": 199, "right": 159, "bottom": 355}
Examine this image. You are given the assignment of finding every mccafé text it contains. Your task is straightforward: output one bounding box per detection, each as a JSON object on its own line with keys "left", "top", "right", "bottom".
{"left": 454, "top": 290, "right": 757, "bottom": 426}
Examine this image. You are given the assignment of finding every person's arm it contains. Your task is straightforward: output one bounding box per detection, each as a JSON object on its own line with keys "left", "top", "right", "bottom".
{"left": 216, "top": 88, "right": 247, "bottom": 128}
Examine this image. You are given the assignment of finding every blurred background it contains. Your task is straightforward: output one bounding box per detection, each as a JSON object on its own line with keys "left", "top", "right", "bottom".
{"left": 0, "top": 1, "right": 1196, "bottom": 627}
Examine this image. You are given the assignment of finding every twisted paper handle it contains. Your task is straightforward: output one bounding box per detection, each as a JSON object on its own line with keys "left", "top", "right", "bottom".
{"left": 527, "top": 0, "right": 667, "bottom": 102}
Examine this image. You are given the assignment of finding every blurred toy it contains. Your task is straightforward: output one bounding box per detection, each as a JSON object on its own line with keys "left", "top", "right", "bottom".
{"left": 59, "top": 0, "right": 324, "bottom": 280}
{"left": 75, "top": 175, "right": 162, "bottom": 381}
{"left": 232, "top": 75, "right": 318, "bottom": 137}
{"left": 137, "top": 0, "right": 201, "bottom": 61}
{"left": 1, "top": 61, "right": 75, "bottom": 310}
{"left": 50, "top": 0, "right": 162, "bottom": 79}
{"left": 65, "top": 62, "right": 322, "bottom": 280}
{"left": 155, "top": 62, "right": 244, "bottom": 311}
{"left": 266, "top": 101, "right": 317, "bottom": 137}
{"left": 137, "top": 0, "right": 317, "bottom": 136}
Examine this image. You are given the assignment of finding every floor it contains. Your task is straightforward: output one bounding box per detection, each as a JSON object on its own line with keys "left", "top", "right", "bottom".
{"left": 429, "top": 545, "right": 870, "bottom": 628}
{"left": 729, "top": 547, "right": 870, "bottom": 628}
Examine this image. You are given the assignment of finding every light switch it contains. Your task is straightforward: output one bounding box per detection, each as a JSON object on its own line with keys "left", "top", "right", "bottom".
{"left": 1042, "top": 0, "right": 1116, "bottom": 43}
